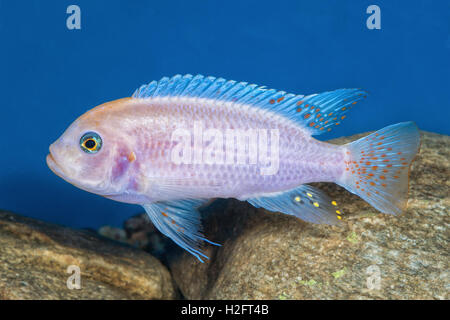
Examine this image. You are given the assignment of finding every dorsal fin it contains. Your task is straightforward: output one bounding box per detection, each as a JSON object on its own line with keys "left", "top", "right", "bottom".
{"left": 132, "top": 74, "right": 367, "bottom": 135}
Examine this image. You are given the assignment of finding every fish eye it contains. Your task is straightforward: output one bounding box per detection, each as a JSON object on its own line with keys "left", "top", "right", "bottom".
{"left": 80, "top": 132, "right": 102, "bottom": 154}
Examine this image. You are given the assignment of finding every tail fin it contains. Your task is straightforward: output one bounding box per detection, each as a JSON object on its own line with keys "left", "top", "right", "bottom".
{"left": 337, "top": 122, "right": 420, "bottom": 215}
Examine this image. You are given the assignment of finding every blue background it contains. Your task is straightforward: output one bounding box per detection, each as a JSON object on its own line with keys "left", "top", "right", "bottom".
{"left": 0, "top": 0, "right": 449, "bottom": 229}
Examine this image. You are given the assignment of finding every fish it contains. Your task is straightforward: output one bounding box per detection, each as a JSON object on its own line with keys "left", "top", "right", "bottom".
{"left": 47, "top": 74, "right": 420, "bottom": 262}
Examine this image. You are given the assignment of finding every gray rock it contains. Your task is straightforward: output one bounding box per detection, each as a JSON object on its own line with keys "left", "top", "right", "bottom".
{"left": 168, "top": 131, "right": 449, "bottom": 300}
{"left": 0, "top": 211, "right": 176, "bottom": 299}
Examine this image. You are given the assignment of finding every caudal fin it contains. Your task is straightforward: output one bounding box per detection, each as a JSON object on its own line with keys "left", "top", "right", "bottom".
{"left": 337, "top": 122, "right": 420, "bottom": 215}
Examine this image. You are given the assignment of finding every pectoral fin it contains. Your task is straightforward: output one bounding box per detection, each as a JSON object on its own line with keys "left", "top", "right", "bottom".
{"left": 142, "top": 199, "right": 220, "bottom": 262}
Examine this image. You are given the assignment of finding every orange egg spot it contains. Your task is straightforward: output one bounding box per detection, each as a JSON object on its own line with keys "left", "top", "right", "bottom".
{"left": 387, "top": 164, "right": 392, "bottom": 167}
{"left": 394, "top": 175, "right": 399, "bottom": 179}
{"left": 341, "top": 107, "right": 346, "bottom": 111}
{"left": 383, "top": 169, "right": 388, "bottom": 173}
{"left": 296, "top": 107, "right": 302, "bottom": 112}
{"left": 372, "top": 157, "right": 378, "bottom": 160}
{"left": 346, "top": 168, "right": 349, "bottom": 171}
{"left": 341, "top": 115, "right": 346, "bottom": 120}
{"left": 368, "top": 173, "right": 374, "bottom": 177}
{"left": 402, "top": 162, "right": 408, "bottom": 165}
{"left": 397, "top": 152, "right": 402, "bottom": 155}
{"left": 352, "top": 101, "right": 357, "bottom": 105}
{"left": 380, "top": 175, "right": 386, "bottom": 180}
{"left": 305, "top": 104, "right": 310, "bottom": 107}
{"left": 309, "top": 122, "right": 315, "bottom": 127}
{"left": 277, "top": 96, "right": 285, "bottom": 103}
{"left": 304, "top": 113, "right": 311, "bottom": 119}
{"left": 365, "top": 161, "right": 371, "bottom": 165}
{"left": 370, "top": 182, "right": 375, "bottom": 186}
{"left": 383, "top": 159, "right": 390, "bottom": 162}
{"left": 269, "top": 99, "right": 275, "bottom": 104}
{"left": 381, "top": 183, "right": 387, "bottom": 187}
{"left": 387, "top": 147, "right": 392, "bottom": 151}
{"left": 372, "top": 166, "right": 378, "bottom": 170}
{"left": 161, "top": 212, "right": 168, "bottom": 217}
{"left": 296, "top": 100, "right": 304, "bottom": 106}
{"left": 328, "top": 112, "right": 333, "bottom": 116}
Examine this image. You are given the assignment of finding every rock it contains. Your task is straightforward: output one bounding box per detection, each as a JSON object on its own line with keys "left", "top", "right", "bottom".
{"left": 99, "top": 214, "right": 170, "bottom": 260}
{"left": 98, "top": 225, "right": 128, "bottom": 243}
{"left": 168, "top": 131, "right": 449, "bottom": 300}
{"left": 0, "top": 211, "right": 176, "bottom": 299}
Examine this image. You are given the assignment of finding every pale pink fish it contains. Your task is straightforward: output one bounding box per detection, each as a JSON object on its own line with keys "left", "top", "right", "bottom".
{"left": 47, "top": 74, "right": 420, "bottom": 261}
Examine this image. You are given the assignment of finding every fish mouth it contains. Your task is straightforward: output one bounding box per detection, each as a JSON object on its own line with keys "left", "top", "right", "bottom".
{"left": 46, "top": 150, "right": 80, "bottom": 187}
{"left": 46, "top": 152, "right": 66, "bottom": 178}
{"left": 46, "top": 152, "right": 92, "bottom": 193}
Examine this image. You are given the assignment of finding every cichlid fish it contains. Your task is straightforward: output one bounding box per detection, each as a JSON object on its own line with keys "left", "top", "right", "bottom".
{"left": 47, "top": 74, "right": 420, "bottom": 262}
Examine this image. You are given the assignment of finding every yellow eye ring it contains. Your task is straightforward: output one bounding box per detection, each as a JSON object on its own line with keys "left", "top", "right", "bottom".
{"left": 83, "top": 139, "right": 97, "bottom": 150}
{"left": 80, "top": 132, "right": 102, "bottom": 154}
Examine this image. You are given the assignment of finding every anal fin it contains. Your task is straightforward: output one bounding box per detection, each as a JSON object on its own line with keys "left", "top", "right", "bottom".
{"left": 247, "top": 185, "right": 344, "bottom": 225}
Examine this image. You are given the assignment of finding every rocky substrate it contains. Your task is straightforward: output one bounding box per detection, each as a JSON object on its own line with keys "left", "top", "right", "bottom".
{"left": 1, "top": 131, "right": 448, "bottom": 299}
{"left": 0, "top": 211, "right": 176, "bottom": 299}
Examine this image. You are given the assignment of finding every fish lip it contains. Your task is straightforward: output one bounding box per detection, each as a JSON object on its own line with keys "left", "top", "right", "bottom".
{"left": 46, "top": 152, "right": 82, "bottom": 189}
{"left": 46, "top": 152, "right": 66, "bottom": 178}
